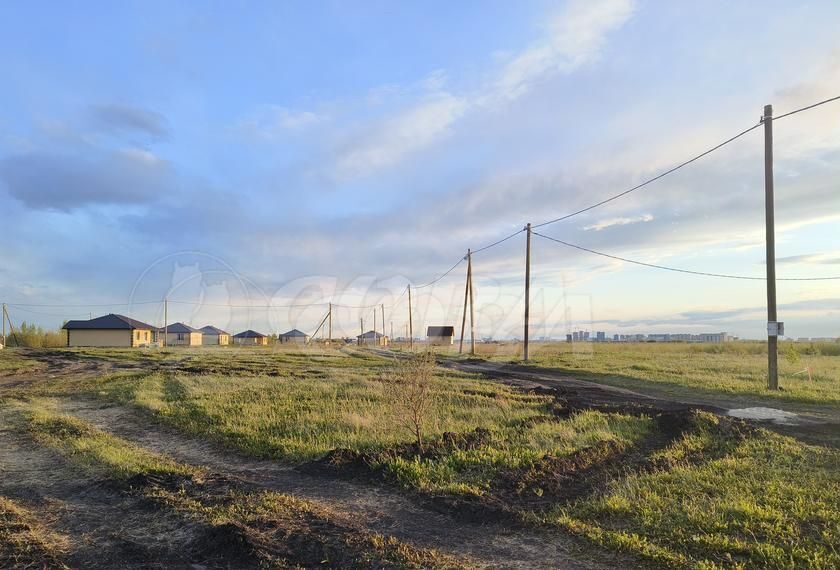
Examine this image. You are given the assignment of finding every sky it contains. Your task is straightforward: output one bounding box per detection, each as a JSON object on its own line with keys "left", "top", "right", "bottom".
{"left": 1, "top": 0, "right": 839, "bottom": 340}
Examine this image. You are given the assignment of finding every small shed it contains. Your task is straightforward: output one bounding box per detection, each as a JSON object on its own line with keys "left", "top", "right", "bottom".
{"left": 427, "top": 326, "right": 455, "bottom": 345}
{"left": 200, "top": 325, "right": 230, "bottom": 346}
{"left": 233, "top": 329, "right": 269, "bottom": 346}
{"left": 279, "top": 329, "right": 310, "bottom": 344}
{"left": 356, "top": 330, "right": 389, "bottom": 346}
{"left": 158, "top": 323, "right": 203, "bottom": 346}
{"left": 63, "top": 314, "right": 156, "bottom": 347}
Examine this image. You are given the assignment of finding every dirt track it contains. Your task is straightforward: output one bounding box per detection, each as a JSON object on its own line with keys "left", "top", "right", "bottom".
{"left": 55, "top": 397, "right": 609, "bottom": 569}
{"left": 440, "top": 357, "right": 840, "bottom": 448}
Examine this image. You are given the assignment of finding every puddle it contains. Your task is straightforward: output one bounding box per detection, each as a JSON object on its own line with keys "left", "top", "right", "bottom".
{"left": 727, "top": 407, "right": 799, "bottom": 425}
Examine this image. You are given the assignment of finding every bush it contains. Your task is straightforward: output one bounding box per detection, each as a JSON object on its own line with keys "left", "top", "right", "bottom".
{"left": 4, "top": 321, "right": 66, "bottom": 348}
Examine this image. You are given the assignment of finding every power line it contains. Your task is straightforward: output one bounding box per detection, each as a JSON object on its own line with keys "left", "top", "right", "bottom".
{"left": 532, "top": 231, "right": 840, "bottom": 281}
{"left": 6, "top": 300, "right": 161, "bottom": 308}
{"left": 413, "top": 257, "right": 465, "bottom": 289}
{"left": 533, "top": 122, "right": 764, "bottom": 229}
{"left": 471, "top": 228, "right": 525, "bottom": 254}
{"left": 773, "top": 94, "right": 840, "bottom": 121}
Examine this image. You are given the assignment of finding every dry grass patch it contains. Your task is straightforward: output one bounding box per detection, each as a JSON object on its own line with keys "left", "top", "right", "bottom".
{"left": 0, "top": 495, "right": 69, "bottom": 569}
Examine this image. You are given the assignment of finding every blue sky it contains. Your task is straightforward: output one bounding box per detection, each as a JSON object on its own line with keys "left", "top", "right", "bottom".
{"left": 1, "top": 0, "right": 839, "bottom": 339}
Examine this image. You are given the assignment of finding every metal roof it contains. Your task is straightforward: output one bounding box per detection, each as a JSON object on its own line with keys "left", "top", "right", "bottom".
{"left": 158, "top": 322, "right": 200, "bottom": 334}
{"left": 427, "top": 326, "right": 455, "bottom": 336}
{"left": 63, "top": 313, "right": 155, "bottom": 331}
{"left": 280, "top": 329, "right": 308, "bottom": 337}
{"left": 357, "top": 330, "right": 386, "bottom": 339}
{"left": 199, "top": 325, "right": 230, "bottom": 335}
{"left": 233, "top": 329, "right": 267, "bottom": 338}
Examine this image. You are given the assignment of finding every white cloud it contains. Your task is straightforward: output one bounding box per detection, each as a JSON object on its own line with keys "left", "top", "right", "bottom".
{"left": 329, "top": 0, "right": 634, "bottom": 179}
{"left": 584, "top": 213, "right": 653, "bottom": 231}
{"left": 488, "top": 0, "right": 635, "bottom": 103}
{"left": 334, "top": 93, "right": 467, "bottom": 178}
{"left": 239, "top": 105, "right": 326, "bottom": 139}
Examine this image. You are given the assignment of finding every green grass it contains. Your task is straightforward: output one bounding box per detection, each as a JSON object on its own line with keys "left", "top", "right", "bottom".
{"left": 23, "top": 401, "right": 198, "bottom": 480}
{"left": 82, "top": 355, "right": 653, "bottom": 496}
{"left": 90, "top": 369, "right": 559, "bottom": 461}
{"left": 0, "top": 349, "right": 39, "bottom": 375}
{"left": 383, "top": 410, "right": 651, "bottom": 495}
{"left": 549, "top": 412, "right": 840, "bottom": 569}
{"left": 473, "top": 341, "right": 840, "bottom": 406}
{"left": 20, "top": 402, "right": 466, "bottom": 569}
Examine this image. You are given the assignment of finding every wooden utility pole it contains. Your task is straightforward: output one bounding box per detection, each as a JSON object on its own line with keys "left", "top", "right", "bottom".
{"left": 764, "top": 104, "right": 779, "bottom": 390}
{"left": 163, "top": 298, "right": 168, "bottom": 348}
{"left": 373, "top": 307, "right": 377, "bottom": 346}
{"left": 1, "top": 303, "right": 6, "bottom": 347}
{"left": 469, "top": 252, "right": 476, "bottom": 355}
{"left": 381, "top": 304, "right": 386, "bottom": 346}
{"left": 328, "top": 302, "right": 332, "bottom": 345}
{"left": 459, "top": 250, "right": 471, "bottom": 354}
{"left": 524, "top": 223, "right": 532, "bottom": 361}
{"left": 4, "top": 306, "right": 19, "bottom": 347}
{"left": 407, "top": 285, "right": 414, "bottom": 349}
{"left": 360, "top": 318, "right": 364, "bottom": 345}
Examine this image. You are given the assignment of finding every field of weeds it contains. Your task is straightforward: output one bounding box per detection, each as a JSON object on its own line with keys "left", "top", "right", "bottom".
{"left": 1, "top": 345, "right": 839, "bottom": 568}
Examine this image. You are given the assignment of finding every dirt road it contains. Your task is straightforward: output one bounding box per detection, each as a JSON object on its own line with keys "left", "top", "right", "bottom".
{"left": 440, "top": 357, "right": 840, "bottom": 448}
{"left": 55, "top": 397, "right": 610, "bottom": 569}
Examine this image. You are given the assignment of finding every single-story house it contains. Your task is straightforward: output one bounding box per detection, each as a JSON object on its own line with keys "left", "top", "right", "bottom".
{"left": 63, "top": 314, "right": 156, "bottom": 347}
{"left": 279, "top": 329, "right": 309, "bottom": 344}
{"left": 356, "top": 330, "right": 389, "bottom": 346}
{"left": 157, "top": 323, "right": 203, "bottom": 346}
{"left": 427, "top": 326, "right": 455, "bottom": 345}
{"left": 233, "top": 329, "right": 269, "bottom": 346}
{"left": 200, "top": 325, "right": 230, "bottom": 345}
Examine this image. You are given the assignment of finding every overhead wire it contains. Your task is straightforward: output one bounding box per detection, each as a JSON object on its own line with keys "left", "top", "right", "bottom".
{"left": 532, "top": 230, "right": 840, "bottom": 281}
{"left": 533, "top": 122, "right": 764, "bottom": 229}
{"left": 773, "top": 94, "right": 840, "bottom": 121}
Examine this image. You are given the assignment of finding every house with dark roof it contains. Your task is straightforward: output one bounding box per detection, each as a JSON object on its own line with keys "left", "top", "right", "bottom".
{"left": 233, "top": 329, "right": 269, "bottom": 346}
{"left": 279, "top": 329, "right": 309, "bottom": 344}
{"left": 63, "top": 314, "right": 156, "bottom": 347}
{"left": 427, "top": 326, "right": 455, "bottom": 345}
{"left": 356, "top": 330, "right": 389, "bottom": 346}
{"left": 158, "top": 323, "right": 203, "bottom": 346}
{"left": 200, "top": 325, "right": 230, "bottom": 346}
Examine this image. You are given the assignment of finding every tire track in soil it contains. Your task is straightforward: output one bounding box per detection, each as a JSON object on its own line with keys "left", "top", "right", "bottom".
{"left": 0, "top": 407, "right": 232, "bottom": 569}
{"left": 58, "top": 398, "right": 618, "bottom": 570}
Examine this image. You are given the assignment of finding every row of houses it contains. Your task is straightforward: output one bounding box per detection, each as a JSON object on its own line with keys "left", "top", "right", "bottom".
{"left": 62, "top": 314, "right": 313, "bottom": 347}
{"left": 62, "top": 314, "right": 460, "bottom": 348}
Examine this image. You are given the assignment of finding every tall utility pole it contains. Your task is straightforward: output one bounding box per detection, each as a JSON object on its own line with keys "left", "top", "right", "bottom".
{"left": 328, "top": 302, "right": 332, "bottom": 345}
{"left": 373, "top": 307, "right": 377, "bottom": 346}
{"left": 459, "top": 250, "right": 471, "bottom": 354}
{"left": 764, "top": 104, "right": 779, "bottom": 390}
{"left": 407, "top": 285, "right": 414, "bottom": 349}
{"left": 360, "top": 318, "right": 364, "bottom": 345}
{"left": 163, "top": 299, "right": 168, "bottom": 348}
{"left": 523, "top": 223, "right": 532, "bottom": 361}
{"left": 381, "top": 304, "right": 386, "bottom": 345}
{"left": 1, "top": 303, "right": 6, "bottom": 347}
{"left": 468, "top": 251, "right": 476, "bottom": 355}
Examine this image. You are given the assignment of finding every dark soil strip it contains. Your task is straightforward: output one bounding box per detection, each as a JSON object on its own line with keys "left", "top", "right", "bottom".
{"left": 0, "top": 408, "right": 235, "bottom": 569}
{"left": 58, "top": 398, "right": 621, "bottom": 569}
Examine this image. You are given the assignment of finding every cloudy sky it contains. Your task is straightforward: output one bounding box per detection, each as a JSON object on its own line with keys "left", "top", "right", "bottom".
{"left": 1, "top": 0, "right": 839, "bottom": 339}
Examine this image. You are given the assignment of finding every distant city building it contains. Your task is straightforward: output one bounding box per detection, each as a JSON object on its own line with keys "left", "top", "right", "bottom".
{"left": 596, "top": 331, "right": 606, "bottom": 342}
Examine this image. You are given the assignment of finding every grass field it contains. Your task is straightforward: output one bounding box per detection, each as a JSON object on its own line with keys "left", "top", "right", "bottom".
{"left": 465, "top": 341, "right": 840, "bottom": 405}
{"left": 3, "top": 345, "right": 840, "bottom": 568}
{"left": 14, "top": 400, "right": 462, "bottom": 568}
{"left": 0, "top": 350, "right": 39, "bottom": 375}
